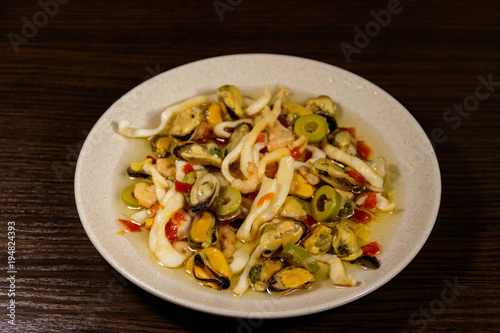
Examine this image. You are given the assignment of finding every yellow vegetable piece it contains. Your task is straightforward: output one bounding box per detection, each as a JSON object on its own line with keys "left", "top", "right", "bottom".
{"left": 207, "top": 103, "right": 223, "bottom": 126}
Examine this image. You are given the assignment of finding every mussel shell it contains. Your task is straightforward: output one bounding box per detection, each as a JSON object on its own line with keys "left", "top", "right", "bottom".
{"left": 186, "top": 247, "right": 232, "bottom": 290}
{"left": 332, "top": 221, "right": 362, "bottom": 261}
{"left": 173, "top": 142, "right": 223, "bottom": 168}
{"left": 260, "top": 220, "right": 307, "bottom": 258}
{"left": 306, "top": 95, "right": 336, "bottom": 116}
{"left": 187, "top": 210, "right": 219, "bottom": 249}
{"left": 225, "top": 122, "right": 252, "bottom": 156}
{"left": 217, "top": 85, "right": 244, "bottom": 120}
{"left": 355, "top": 255, "right": 380, "bottom": 269}
{"left": 249, "top": 258, "right": 284, "bottom": 292}
{"left": 150, "top": 134, "right": 172, "bottom": 158}
{"left": 268, "top": 266, "right": 315, "bottom": 294}
{"left": 312, "top": 158, "right": 362, "bottom": 192}
{"left": 126, "top": 166, "right": 149, "bottom": 179}
{"left": 189, "top": 172, "right": 221, "bottom": 213}
{"left": 170, "top": 108, "right": 202, "bottom": 141}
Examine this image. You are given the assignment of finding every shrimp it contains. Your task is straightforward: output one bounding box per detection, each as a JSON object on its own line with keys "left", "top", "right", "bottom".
{"left": 133, "top": 183, "right": 157, "bottom": 208}
{"left": 267, "top": 124, "right": 295, "bottom": 152}
{"left": 156, "top": 158, "right": 176, "bottom": 178}
{"left": 299, "top": 166, "right": 320, "bottom": 185}
{"left": 231, "top": 162, "right": 259, "bottom": 194}
{"left": 219, "top": 226, "right": 236, "bottom": 260}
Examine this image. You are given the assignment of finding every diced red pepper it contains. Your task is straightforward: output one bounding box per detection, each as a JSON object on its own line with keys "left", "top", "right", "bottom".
{"left": 363, "top": 192, "right": 378, "bottom": 210}
{"left": 165, "top": 220, "right": 179, "bottom": 243}
{"left": 183, "top": 163, "right": 194, "bottom": 175}
{"left": 289, "top": 148, "right": 302, "bottom": 159}
{"left": 146, "top": 155, "right": 157, "bottom": 164}
{"left": 351, "top": 208, "right": 372, "bottom": 224}
{"left": 165, "top": 212, "right": 187, "bottom": 243}
{"left": 175, "top": 180, "right": 193, "bottom": 193}
{"left": 118, "top": 219, "right": 141, "bottom": 232}
{"left": 339, "top": 127, "right": 356, "bottom": 138}
{"left": 300, "top": 215, "right": 318, "bottom": 232}
{"left": 346, "top": 169, "right": 367, "bottom": 184}
{"left": 256, "top": 133, "right": 267, "bottom": 143}
{"left": 362, "top": 241, "right": 381, "bottom": 257}
{"left": 356, "top": 140, "right": 372, "bottom": 160}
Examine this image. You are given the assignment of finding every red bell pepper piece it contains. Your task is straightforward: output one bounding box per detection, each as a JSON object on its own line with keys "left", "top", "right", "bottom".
{"left": 362, "top": 241, "right": 381, "bottom": 257}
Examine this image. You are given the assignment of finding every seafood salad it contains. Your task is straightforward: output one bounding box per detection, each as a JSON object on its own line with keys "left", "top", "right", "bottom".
{"left": 117, "top": 85, "right": 395, "bottom": 295}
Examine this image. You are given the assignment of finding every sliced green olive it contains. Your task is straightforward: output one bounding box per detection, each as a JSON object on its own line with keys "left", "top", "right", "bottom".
{"left": 182, "top": 172, "right": 197, "bottom": 204}
{"left": 293, "top": 114, "right": 329, "bottom": 143}
{"left": 210, "top": 186, "right": 242, "bottom": 216}
{"left": 281, "top": 243, "right": 320, "bottom": 274}
{"left": 120, "top": 182, "right": 148, "bottom": 209}
{"left": 311, "top": 185, "right": 341, "bottom": 222}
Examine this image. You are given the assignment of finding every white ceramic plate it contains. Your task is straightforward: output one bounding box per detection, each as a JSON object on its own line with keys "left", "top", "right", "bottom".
{"left": 75, "top": 54, "right": 440, "bottom": 318}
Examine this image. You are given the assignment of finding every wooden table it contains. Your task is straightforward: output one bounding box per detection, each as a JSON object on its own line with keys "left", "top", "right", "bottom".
{"left": 1, "top": 1, "right": 499, "bottom": 332}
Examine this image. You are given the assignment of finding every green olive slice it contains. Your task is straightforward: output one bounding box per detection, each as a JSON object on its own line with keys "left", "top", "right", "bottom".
{"left": 121, "top": 183, "right": 144, "bottom": 209}
{"left": 311, "top": 185, "right": 341, "bottom": 222}
{"left": 281, "top": 243, "right": 320, "bottom": 273}
{"left": 293, "top": 114, "right": 329, "bottom": 143}
{"left": 211, "top": 186, "right": 242, "bottom": 216}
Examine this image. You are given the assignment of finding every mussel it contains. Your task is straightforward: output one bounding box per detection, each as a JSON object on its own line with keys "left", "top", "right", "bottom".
{"left": 217, "top": 85, "right": 244, "bottom": 120}
{"left": 311, "top": 158, "right": 362, "bottom": 192}
{"left": 173, "top": 142, "right": 223, "bottom": 168}
{"left": 288, "top": 171, "right": 316, "bottom": 199}
{"left": 327, "top": 129, "right": 357, "bottom": 156}
{"left": 279, "top": 196, "right": 309, "bottom": 219}
{"left": 187, "top": 210, "right": 219, "bottom": 249}
{"left": 186, "top": 247, "right": 232, "bottom": 290}
{"left": 305, "top": 95, "right": 337, "bottom": 116}
{"left": 332, "top": 221, "right": 362, "bottom": 261}
{"left": 268, "top": 266, "right": 315, "bottom": 294}
{"left": 127, "top": 157, "right": 153, "bottom": 178}
{"left": 302, "top": 224, "right": 333, "bottom": 255}
{"left": 248, "top": 258, "right": 284, "bottom": 292}
{"left": 259, "top": 220, "right": 307, "bottom": 258}
{"left": 189, "top": 172, "right": 221, "bottom": 213}
{"left": 225, "top": 122, "right": 252, "bottom": 156}
{"left": 150, "top": 134, "right": 173, "bottom": 158}
{"left": 170, "top": 108, "right": 203, "bottom": 141}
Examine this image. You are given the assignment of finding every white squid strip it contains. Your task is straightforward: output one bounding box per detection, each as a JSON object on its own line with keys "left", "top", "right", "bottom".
{"left": 245, "top": 85, "right": 271, "bottom": 116}
{"left": 129, "top": 210, "right": 150, "bottom": 225}
{"left": 314, "top": 254, "right": 358, "bottom": 287}
{"left": 236, "top": 177, "right": 277, "bottom": 242}
{"left": 322, "top": 143, "right": 384, "bottom": 191}
{"left": 148, "top": 188, "right": 188, "bottom": 268}
{"left": 229, "top": 241, "right": 258, "bottom": 275}
{"left": 221, "top": 133, "right": 250, "bottom": 184}
{"left": 143, "top": 163, "right": 170, "bottom": 202}
{"left": 118, "top": 94, "right": 217, "bottom": 138}
{"left": 252, "top": 141, "right": 267, "bottom": 167}
{"left": 240, "top": 88, "right": 286, "bottom": 178}
{"left": 259, "top": 156, "right": 294, "bottom": 221}
{"left": 232, "top": 245, "right": 262, "bottom": 296}
{"left": 213, "top": 119, "right": 254, "bottom": 139}
{"left": 257, "top": 147, "right": 290, "bottom": 180}
{"left": 304, "top": 145, "right": 326, "bottom": 164}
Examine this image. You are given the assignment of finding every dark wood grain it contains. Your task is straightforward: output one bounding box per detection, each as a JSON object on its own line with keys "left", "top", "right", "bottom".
{"left": 1, "top": 0, "right": 499, "bottom": 332}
